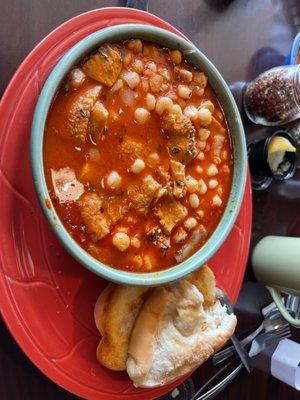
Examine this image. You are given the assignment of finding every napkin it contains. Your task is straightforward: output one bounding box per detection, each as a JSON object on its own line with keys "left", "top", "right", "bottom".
{"left": 271, "top": 338, "right": 300, "bottom": 390}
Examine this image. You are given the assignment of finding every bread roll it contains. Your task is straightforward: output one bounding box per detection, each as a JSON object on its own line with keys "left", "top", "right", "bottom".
{"left": 94, "top": 265, "right": 237, "bottom": 387}
{"left": 94, "top": 284, "right": 150, "bottom": 371}
{"left": 126, "top": 278, "right": 236, "bottom": 387}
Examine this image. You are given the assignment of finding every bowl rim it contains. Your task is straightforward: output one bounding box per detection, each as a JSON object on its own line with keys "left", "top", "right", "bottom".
{"left": 31, "top": 23, "right": 247, "bottom": 286}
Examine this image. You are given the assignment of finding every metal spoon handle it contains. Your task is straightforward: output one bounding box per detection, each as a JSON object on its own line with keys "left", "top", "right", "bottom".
{"left": 212, "top": 323, "right": 264, "bottom": 365}
{"left": 217, "top": 289, "right": 253, "bottom": 373}
{"left": 229, "top": 333, "right": 253, "bottom": 373}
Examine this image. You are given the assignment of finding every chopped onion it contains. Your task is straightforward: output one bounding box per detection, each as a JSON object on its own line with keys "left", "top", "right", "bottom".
{"left": 121, "top": 87, "right": 136, "bottom": 107}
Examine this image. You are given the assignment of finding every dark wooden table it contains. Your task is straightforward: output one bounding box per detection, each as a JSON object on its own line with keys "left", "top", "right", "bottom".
{"left": 1, "top": 0, "right": 300, "bottom": 399}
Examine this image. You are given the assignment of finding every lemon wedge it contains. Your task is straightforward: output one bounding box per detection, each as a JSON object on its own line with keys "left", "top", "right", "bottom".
{"left": 268, "top": 136, "right": 296, "bottom": 154}
{"left": 267, "top": 136, "right": 296, "bottom": 173}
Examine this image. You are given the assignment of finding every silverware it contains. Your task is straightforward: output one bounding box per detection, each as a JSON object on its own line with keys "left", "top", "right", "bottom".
{"left": 213, "top": 306, "right": 288, "bottom": 366}
{"left": 193, "top": 326, "right": 291, "bottom": 400}
{"left": 216, "top": 289, "right": 253, "bottom": 373}
{"left": 285, "top": 294, "right": 300, "bottom": 319}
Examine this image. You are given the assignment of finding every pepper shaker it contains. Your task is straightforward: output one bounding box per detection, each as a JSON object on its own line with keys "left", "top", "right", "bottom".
{"left": 244, "top": 65, "right": 300, "bottom": 126}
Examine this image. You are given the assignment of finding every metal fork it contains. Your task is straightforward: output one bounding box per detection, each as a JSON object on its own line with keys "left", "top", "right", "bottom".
{"left": 193, "top": 326, "right": 291, "bottom": 400}
{"left": 213, "top": 307, "right": 288, "bottom": 365}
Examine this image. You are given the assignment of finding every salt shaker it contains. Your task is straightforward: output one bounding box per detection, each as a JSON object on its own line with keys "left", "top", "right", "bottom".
{"left": 244, "top": 65, "right": 300, "bottom": 126}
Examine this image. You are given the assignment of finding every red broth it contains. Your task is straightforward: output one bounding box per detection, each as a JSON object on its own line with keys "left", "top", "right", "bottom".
{"left": 43, "top": 40, "right": 232, "bottom": 272}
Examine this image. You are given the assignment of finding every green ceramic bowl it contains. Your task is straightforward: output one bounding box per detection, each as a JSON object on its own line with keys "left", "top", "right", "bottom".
{"left": 31, "top": 24, "right": 247, "bottom": 286}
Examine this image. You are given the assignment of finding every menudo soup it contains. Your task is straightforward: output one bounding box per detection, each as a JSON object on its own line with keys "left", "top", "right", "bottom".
{"left": 44, "top": 39, "right": 232, "bottom": 272}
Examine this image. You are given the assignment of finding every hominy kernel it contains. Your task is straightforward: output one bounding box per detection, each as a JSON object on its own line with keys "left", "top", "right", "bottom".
{"left": 158, "top": 66, "right": 171, "bottom": 81}
{"left": 186, "top": 176, "right": 199, "bottom": 193}
{"left": 155, "top": 96, "right": 173, "bottom": 115}
{"left": 198, "top": 107, "right": 212, "bottom": 126}
{"left": 146, "top": 93, "right": 156, "bottom": 111}
{"left": 176, "top": 67, "right": 193, "bottom": 82}
{"left": 131, "top": 158, "right": 146, "bottom": 174}
{"left": 184, "top": 217, "right": 198, "bottom": 231}
{"left": 201, "top": 100, "right": 215, "bottom": 113}
{"left": 149, "top": 74, "right": 164, "bottom": 93}
{"left": 178, "top": 84, "right": 192, "bottom": 99}
{"left": 198, "top": 179, "right": 207, "bottom": 194}
{"left": 208, "top": 179, "right": 218, "bottom": 189}
{"left": 132, "top": 255, "right": 143, "bottom": 268}
{"left": 170, "top": 104, "right": 183, "bottom": 116}
{"left": 123, "top": 71, "right": 140, "bottom": 89}
{"left": 68, "top": 68, "right": 86, "bottom": 88}
{"left": 212, "top": 195, "right": 222, "bottom": 207}
{"left": 170, "top": 50, "right": 182, "bottom": 65}
{"left": 198, "top": 128, "right": 210, "bottom": 141}
{"left": 134, "top": 107, "right": 150, "bottom": 124}
{"left": 131, "top": 237, "right": 141, "bottom": 248}
{"left": 198, "top": 141, "right": 207, "bottom": 150}
{"left": 117, "top": 226, "right": 129, "bottom": 233}
{"left": 132, "top": 59, "right": 144, "bottom": 73}
{"left": 189, "top": 193, "right": 200, "bottom": 208}
{"left": 193, "top": 86, "right": 205, "bottom": 97}
{"left": 107, "top": 171, "right": 121, "bottom": 189}
{"left": 197, "top": 151, "right": 205, "bottom": 160}
{"left": 144, "top": 254, "right": 154, "bottom": 270}
{"left": 147, "top": 61, "right": 157, "bottom": 73}
{"left": 197, "top": 209, "right": 204, "bottom": 219}
{"left": 196, "top": 165, "right": 203, "bottom": 174}
{"left": 127, "top": 39, "right": 143, "bottom": 53}
{"left": 112, "top": 232, "right": 130, "bottom": 251}
{"left": 166, "top": 91, "right": 178, "bottom": 101}
{"left": 194, "top": 71, "right": 207, "bottom": 88}
{"left": 160, "top": 83, "right": 170, "bottom": 93}
{"left": 141, "top": 77, "right": 149, "bottom": 92}
{"left": 207, "top": 164, "right": 218, "bottom": 177}
{"left": 147, "top": 152, "right": 160, "bottom": 167}
{"left": 222, "top": 165, "right": 230, "bottom": 173}
{"left": 184, "top": 105, "right": 198, "bottom": 121}
{"left": 123, "top": 50, "right": 132, "bottom": 66}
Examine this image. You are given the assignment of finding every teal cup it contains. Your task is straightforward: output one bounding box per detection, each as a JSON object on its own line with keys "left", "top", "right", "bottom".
{"left": 252, "top": 236, "right": 300, "bottom": 326}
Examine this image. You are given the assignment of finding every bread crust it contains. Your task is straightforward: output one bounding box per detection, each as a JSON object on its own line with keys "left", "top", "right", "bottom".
{"left": 94, "top": 285, "right": 150, "bottom": 371}
{"left": 186, "top": 264, "right": 216, "bottom": 307}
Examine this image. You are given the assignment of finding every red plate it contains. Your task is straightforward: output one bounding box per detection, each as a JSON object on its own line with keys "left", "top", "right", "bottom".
{"left": 0, "top": 7, "right": 252, "bottom": 400}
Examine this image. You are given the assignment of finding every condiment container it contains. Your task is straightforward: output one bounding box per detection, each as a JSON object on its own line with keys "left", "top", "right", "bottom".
{"left": 244, "top": 65, "right": 300, "bottom": 126}
{"left": 247, "top": 131, "right": 296, "bottom": 189}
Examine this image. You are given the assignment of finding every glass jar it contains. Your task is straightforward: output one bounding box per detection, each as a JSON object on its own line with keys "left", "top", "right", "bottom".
{"left": 244, "top": 65, "right": 300, "bottom": 126}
